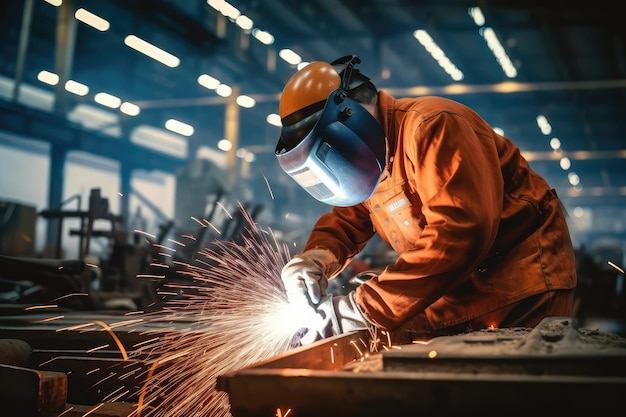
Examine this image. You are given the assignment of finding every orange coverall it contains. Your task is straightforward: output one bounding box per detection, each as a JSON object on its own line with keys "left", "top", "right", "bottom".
{"left": 303, "top": 90, "right": 577, "bottom": 337}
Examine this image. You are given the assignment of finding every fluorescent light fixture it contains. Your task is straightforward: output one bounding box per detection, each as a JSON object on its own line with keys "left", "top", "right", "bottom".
{"left": 216, "top": 84, "right": 232, "bottom": 97}
{"left": 235, "top": 15, "right": 253, "bottom": 30}
{"left": 536, "top": 115, "right": 552, "bottom": 135}
{"left": 550, "top": 137, "right": 561, "bottom": 150}
{"left": 94, "top": 92, "right": 122, "bottom": 108}
{"left": 37, "top": 70, "right": 59, "bottom": 85}
{"left": 65, "top": 79, "right": 89, "bottom": 96}
{"left": 75, "top": 8, "right": 110, "bottom": 31}
{"left": 413, "top": 30, "right": 463, "bottom": 81}
{"left": 568, "top": 172, "right": 580, "bottom": 186}
{"left": 468, "top": 7, "right": 485, "bottom": 26}
{"left": 44, "top": 0, "right": 62, "bottom": 6}
{"left": 251, "top": 28, "right": 274, "bottom": 45}
{"left": 236, "top": 95, "right": 255, "bottom": 108}
{"left": 120, "top": 102, "right": 141, "bottom": 116}
{"left": 198, "top": 74, "right": 220, "bottom": 90}
{"left": 211, "top": 0, "right": 240, "bottom": 19}
{"left": 124, "top": 35, "right": 180, "bottom": 68}
{"left": 266, "top": 113, "right": 281, "bottom": 127}
{"left": 165, "top": 119, "right": 194, "bottom": 137}
{"left": 479, "top": 27, "right": 517, "bottom": 78}
{"left": 297, "top": 61, "right": 310, "bottom": 71}
{"left": 279, "top": 49, "right": 302, "bottom": 66}
{"left": 217, "top": 139, "right": 232, "bottom": 151}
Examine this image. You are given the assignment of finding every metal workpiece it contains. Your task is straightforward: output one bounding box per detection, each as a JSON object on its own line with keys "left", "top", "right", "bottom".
{"left": 217, "top": 317, "right": 626, "bottom": 417}
{"left": 0, "top": 363, "right": 67, "bottom": 417}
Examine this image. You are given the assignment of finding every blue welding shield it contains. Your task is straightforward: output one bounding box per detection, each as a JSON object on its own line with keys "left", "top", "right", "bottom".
{"left": 275, "top": 57, "right": 386, "bottom": 206}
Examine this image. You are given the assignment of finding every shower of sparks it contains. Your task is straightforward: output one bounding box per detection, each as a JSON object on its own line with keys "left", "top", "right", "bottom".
{"left": 608, "top": 260, "right": 625, "bottom": 274}
{"left": 262, "top": 172, "right": 274, "bottom": 200}
{"left": 216, "top": 201, "right": 233, "bottom": 218}
{"left": 35, "top": 315, "right": 64, "bottom": 323}
{"left": 125, "top": 205, "right": 310, "bottom": 417}
{"left": 24, "top": 304, "right": 58, "bottom": 310}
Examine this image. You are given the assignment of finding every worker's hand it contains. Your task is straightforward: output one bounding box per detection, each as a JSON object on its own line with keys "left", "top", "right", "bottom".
{"left": 299, "top": 292, "right": 372, "bottom": 345}
{"left": 281, "top": 249, "right": 340, "bottom": 307}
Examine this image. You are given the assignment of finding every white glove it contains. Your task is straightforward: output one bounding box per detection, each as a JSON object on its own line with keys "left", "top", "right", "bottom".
{"left": 299, "top": 292, "right": 372, "bottom": 345}
{"left": 281, "top": 249, "right": 340, "bottom": 307}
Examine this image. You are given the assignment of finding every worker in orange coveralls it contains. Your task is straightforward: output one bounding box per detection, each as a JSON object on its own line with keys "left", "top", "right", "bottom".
{"left": 275, "top": 55, "right": 577, "bottom": 345}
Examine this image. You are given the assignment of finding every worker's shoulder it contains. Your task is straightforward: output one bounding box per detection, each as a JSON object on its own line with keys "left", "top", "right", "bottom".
{"left": 396, "top": 95, "right": 470, "bottom": 116}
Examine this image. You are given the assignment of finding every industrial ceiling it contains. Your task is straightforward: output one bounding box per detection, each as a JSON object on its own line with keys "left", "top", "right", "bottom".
{"left": 0, "top": 0, "right": 624, "bottom": 247}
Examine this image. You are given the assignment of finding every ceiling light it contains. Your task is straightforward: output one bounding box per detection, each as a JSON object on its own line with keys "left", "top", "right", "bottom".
{"left": 236, "top": 95, "right": 255, "bottom": 108}
{"left": 221, "top": 3, "right": 240, "bottom": 20}
{"left": 198, "top": 74, "right": 220, "bottom": 90}
{"left": 44, "top": 0, "right": 62, "bottom": 6}
{"left": 468, "top": 7, "right": 485, "bottom": 26}
{"left": 124, "top": 35, "right": 180, "bottom": 68}
{"left": 216, "top": 84, "right": 232, "bottom": 97}
{"left": 217, "top": 139, "right": 233, "bottom": 151}
{"left": 120, "top": 102, "right": 140, "bottom": 116}
{"left": 266, "top": 113, "right": 281, "bottom": 127}
{"left": 536, "top": 115, "right": 552, "bottom": 135}
{"left": 559, "top": 157, "right": 571, "bottom": 170}
{"left": 75, "top": 8, "right": 110, "bottom": 31}
{"left": 94, "top": 92, "right": 121, "bottom": 108}
{"left": 209, "top": 0, "right": 240, "bottom": 20}
{"left": 413, "top": 30, "right": 463, "bottom": 81}
{"left": 297, "top": 61, "right": 310, "bottom": 71}
{"left": 279, "top": 49, "right": 302, "bottom": 66}
{"left": 65, "top": 79, "right": 89, "bottom": 96}
{"left": 568, "top": 172, "right": 580, "bottom": 186}
{"left": 251, "top": 29, "right": 274, "bottom": 45}
{"left": 235, "top": 15, "right": 253, "bottom": 31}
{"left": 479, "top": 27, "right": 517, "bottom": 78}
{"left": 37, "top": 70, "right": 59, "bottom": 85}
{"left": 165, "top": 119, "right": 194, "bottom": 137}
{"left": 550, "top": 137, "right": 561, "bottom": 149}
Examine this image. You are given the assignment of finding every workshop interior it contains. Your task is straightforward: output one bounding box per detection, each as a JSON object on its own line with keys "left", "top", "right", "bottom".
{"left": 0, "top": 1, "right": 625, "bottom": 416}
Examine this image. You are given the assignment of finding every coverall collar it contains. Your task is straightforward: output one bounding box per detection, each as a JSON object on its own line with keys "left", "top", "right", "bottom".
{"left": 377, "top": 90, "right": 398, "bottom": 179}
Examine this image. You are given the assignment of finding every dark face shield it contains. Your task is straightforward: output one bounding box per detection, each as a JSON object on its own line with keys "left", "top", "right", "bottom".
{"left": 276, "top": 89, "right": 386, "bottom": 207}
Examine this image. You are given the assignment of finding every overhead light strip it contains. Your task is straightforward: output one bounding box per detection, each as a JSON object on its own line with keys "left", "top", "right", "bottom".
{"left": 124, "top": 35, "right": 180, "bottom": 68}
{"left": 413, "top": 30, "right": 464, "bottom": 81}
{"left": 469, "top": 7, "right": 517, "bottom": 79}
{"left": 75, "top": 8, "right": 110, "bottom": 31}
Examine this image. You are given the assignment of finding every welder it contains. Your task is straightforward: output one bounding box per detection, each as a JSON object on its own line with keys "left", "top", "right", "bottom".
{"left": 275, "top": 55, "right": 577, "bottom": 345}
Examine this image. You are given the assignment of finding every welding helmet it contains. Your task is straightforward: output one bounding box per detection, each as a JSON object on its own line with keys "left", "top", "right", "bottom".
{"left": 275, "top": 55, "right": 386, "bottom": 207}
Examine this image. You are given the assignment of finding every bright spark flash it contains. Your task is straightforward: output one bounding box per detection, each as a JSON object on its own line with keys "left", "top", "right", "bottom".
{"left": 128, "top": 206, "right": 303, "bottom": 417}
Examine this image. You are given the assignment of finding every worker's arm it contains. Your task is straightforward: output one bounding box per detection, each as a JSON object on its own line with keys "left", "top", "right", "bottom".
{"left": 303, "top": 202, "right": 376, "bottom": 272}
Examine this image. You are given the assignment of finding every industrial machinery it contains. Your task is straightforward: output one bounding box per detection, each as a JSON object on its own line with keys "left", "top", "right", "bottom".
{"left": 217, "top": 316, "right": 626, "bottom": 417}
{"left": 0, "top": 315, "right": 624, "bottom": 416}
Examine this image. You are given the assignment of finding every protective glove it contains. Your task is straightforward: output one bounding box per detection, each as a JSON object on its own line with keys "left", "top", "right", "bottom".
{"left": 299, "top": 292, "right": 373, "bottom": 346}
{"left": 281, "top": 249, "right": 341, "bottom": 308}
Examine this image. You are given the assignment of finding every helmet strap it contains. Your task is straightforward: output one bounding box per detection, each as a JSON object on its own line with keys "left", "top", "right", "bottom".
{"left": 339, "top": 55, "right": 362, "bottom": 91}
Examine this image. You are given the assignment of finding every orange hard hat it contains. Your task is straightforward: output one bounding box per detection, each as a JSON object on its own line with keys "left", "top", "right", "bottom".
{"left": 278, "top": 61, "right": 341, "bottom": 120}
